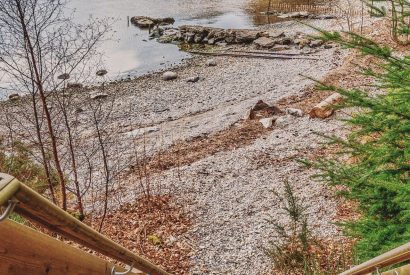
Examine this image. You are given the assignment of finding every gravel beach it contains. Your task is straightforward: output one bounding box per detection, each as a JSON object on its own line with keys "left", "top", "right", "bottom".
{"left": 1, "top": 16, "right": 354, "bottom": 274}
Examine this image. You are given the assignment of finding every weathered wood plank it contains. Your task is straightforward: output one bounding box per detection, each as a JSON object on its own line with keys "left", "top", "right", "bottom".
{"left": 0, "top": 173, "right": 168, "bottom": 275}
{"left": 0, "top": 220, "right": 140, "bottom": 275}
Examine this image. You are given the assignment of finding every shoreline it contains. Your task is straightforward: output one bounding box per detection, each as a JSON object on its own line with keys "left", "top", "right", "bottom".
{"left": 0, "top": 13, "right": 370, "bottom": 274}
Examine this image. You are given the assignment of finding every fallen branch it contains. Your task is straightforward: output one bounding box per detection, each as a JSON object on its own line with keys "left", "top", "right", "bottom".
{"left": 187, "top": 50, "right": 319, "bottom": 60}
{"left": 226, "top": 50, "right": 318, "bottom": 56}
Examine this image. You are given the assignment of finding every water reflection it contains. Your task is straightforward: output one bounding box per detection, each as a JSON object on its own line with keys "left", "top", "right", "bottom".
{"left": 0, "top": 0, "right": 331, "bottom": 97}
{"left": 248, "top": 0, "right": 329, "bottom": 25}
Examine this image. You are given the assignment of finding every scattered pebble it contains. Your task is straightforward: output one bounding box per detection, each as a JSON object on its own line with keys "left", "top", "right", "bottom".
{"left": 286, "top": 108, "right": 304, "bottom": 117}
{"left": 187, "top": 76, "right": 200, "bottom": 83}
{"left": 162, "top": 71, "right": 178, "bottom": 81}
{"left": 206, "top": 59, "right": 217, "bottom": 67}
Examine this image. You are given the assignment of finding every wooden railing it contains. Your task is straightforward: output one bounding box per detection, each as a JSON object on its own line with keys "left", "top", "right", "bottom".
{"left": 0, "top": 173, "right": 170, "bottom": 275}
{"left": 341, "top": 242, "right": 410, "bottom": 275}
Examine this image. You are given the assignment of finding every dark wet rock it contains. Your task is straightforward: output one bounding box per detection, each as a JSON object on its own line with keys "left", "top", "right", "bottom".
{"left": 57, "top": 73, "right": 70, "bottom": 80}
{"left": 185, "top": 32, "right": 195, "bottom": 43}
{"left": 96, "top": 69, "right": 108, "bottom": 77}
{"left": 8, "top": 93, "right": 20, "bottom": 101}
{"left": 149, "top": 28, "right": 164, "bottom": 38}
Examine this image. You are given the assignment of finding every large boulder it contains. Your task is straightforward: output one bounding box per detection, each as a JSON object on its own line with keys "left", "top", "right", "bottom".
{"left": 235, "top": 30, "right": 260, "bottom": 43}
{"left": 253, "top": 37, "right": 276, "bottom": 48}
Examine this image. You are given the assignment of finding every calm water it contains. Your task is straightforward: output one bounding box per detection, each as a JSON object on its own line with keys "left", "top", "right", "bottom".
{"left": 0, "top": 0, "right": 323, "bottom": 98}
{"left": 67, "top": 0, "right": 255, "bottom": 80}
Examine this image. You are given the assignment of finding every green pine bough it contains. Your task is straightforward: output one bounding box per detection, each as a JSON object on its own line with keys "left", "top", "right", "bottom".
{"left": 304, "top": 28, "right": 410, "bottom": 261}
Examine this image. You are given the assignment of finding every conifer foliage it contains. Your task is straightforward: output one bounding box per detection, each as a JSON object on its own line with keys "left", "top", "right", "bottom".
{"left": 307, "top": 30, "right": 410, "bottom": 260}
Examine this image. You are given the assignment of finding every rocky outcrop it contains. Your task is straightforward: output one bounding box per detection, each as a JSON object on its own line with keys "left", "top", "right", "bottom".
{"left": 151, "top": 25, "right": 332, "bottom": 51}
{"left": 157, "top": 25, "right": 268, "bottom": 45}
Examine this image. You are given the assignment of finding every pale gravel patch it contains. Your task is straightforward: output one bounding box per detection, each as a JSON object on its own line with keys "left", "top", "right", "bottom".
{"left": 122, "top": 114, "right": 349, "bottom": 274}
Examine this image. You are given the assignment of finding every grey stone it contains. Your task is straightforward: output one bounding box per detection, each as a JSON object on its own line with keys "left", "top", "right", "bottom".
{"left": 310, "top": 40, "right": 324, "bottom": 48}
{"left": 187, "top": 76, "right": 200, "bottom": 83}
{"left": 286, "top": 108, "right": 304, "bottom": 117}
{"left": 268, "top": 31, "right": 285, "bottom": 39}
{"left": 253, "top": 37, "right": 275, "bottom": 48}
{"left": 259, "top": 117, "right": 277, "bottom": 128}
{"left": 162, "top": 71, "right": 178, "bottom": 81}
{"left": 206, "top": 59, "right": 217, "bottom": 67}
{"left": 235, "top": 30, "right": 260, "bottom": 43}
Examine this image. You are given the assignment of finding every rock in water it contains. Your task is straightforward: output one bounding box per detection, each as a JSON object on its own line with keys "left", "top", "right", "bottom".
{"left": 162, "top": 71, "right": 178, "bottom": 81}
{"left": 130, "top": 16, "right": 175, "bottom": 28}
{"left": 8, "top": 94, "right": 20, "bottom": 101}
{"left": 206, "top": 59, "right": 217, "bottom": 67}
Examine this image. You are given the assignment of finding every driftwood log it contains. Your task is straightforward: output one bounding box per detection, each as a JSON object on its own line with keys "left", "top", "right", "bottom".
{"left": 309, "top": 93, "right": 344, "bottom": 118}
{"left": 187, "top": 50, "right": 319, "bottom": 60}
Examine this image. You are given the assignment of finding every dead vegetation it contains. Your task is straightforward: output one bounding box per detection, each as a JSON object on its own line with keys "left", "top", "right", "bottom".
{"left": 91, "top": 195, "right": 192, "bottom": 274}
{"left": 128, "top": 120, "right": 271, "bottom": 179}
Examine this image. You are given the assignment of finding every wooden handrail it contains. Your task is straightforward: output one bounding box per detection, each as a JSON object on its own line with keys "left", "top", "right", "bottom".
{"left": 0, "top": 173, "right": 170, "bottom": 275}
{"left": 0, "top": 219, "right": 142, "bottom": 275}
{"left": 340, "top": 242, "right": 410, "bottom": 275}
